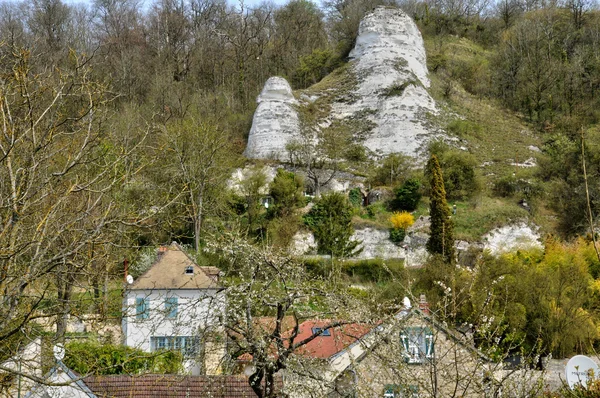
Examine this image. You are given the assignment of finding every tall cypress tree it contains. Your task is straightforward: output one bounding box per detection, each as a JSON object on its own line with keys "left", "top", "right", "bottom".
{"left": 426, "top": 154, "right": 455, "bottom": 263}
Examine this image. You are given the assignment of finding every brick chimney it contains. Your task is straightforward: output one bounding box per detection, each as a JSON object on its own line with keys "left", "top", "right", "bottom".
{"left": 418, "top": 294, "right": 430, "bottom": 315}
{"left": 157, "top": 245, "right": 168, "bottom": 257}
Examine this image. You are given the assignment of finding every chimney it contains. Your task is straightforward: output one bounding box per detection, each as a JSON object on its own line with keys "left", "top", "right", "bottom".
{"left": 157, "top": 245, "right": 168, "bottom": 257}
{"left": 418, "top": 294, "right": 430, "bottom": 315}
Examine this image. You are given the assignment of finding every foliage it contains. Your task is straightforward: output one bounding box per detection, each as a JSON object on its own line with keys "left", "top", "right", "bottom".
{"left": 342, "top": 258, "right": 405, "bottom": 282}
{"left": 64, "top": 340, "right": 183, "bottom": 375}
{"left": 293, "top": 48, "right": 340, "bottom": 88}
{"left": 161, "top": 113, "right": 237, "bottom": 250}
{"left": 493, "top": 174, "right": 543, "bottom": 199}
{"left": 238, "top": 166, "right": 269, "bottom": 237}
{"left": 426, "top": 155, "right": 455, "bottom": 262}
{"left": 428, "top": 141, "right": 480, "bottom": 200}
{"left": 369, "top": 153, "right": 415, "bottom": 187}
{"left": 392, "top": 179, "right": 422, "bottom": 211}
{"left": 304, "top": 192, "right": 362, "bottom": 257}
{"left": 390, "top": 212, "right": 415, "bottom": 230}
{"left": 389, "top": 228, "right": 407, "bottom": 243}
{"left": 348, "top": 187, "right": 363, "bottom": 207}
{"left": 268, "top": 169, "right": 305, "bottom": 218}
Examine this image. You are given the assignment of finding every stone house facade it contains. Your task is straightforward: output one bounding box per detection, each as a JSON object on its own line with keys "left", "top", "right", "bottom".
{"left": 283, "top": 299, "right": 495, "bottom": 397}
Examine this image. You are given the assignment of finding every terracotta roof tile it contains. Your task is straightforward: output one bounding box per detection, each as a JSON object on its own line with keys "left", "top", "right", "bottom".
{"left": 84, "top": 375, "right": 279, "bottom": 398}
{"left": 291, "top": 320, "right": 373, "bottom": 359}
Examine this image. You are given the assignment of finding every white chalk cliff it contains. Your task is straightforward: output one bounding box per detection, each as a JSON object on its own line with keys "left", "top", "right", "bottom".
{"left": 244, "top": 77, "right": 300, "bottom": 160}
{"left": 342, "top": 6, "right": 437, "bottom": 156}
{"left": 244, "top": 7, "right": 438, "bottom": 160}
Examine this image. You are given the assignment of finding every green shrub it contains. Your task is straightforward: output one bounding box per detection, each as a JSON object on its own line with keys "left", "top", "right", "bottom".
{"left": 348, "top": 188, "right": 363, "bottom": 207}
{"left": 428, "top": 141, "right": 480, "bottom": 200}
{"left": 392, "top": 178, "right": 422, "bottom": 211}
{"left": 269, "top": 169, "right": 305, "bottom": 217}
{"left": 342, "top": 259, "right": 405, "bottom": 282}
{"left": 493, "top": 175, "right": 543, "bottom": 199}
{"left": 304, "top": 192, "right": 361, "bottom": 257}
{"left": 64, "top": 340, "right": 183, "bottom": 375}
{"left": 389, "top": 228, "right": 406, "bottom": 244}
{"left": 365, "top": 202, "right": 387, "bottom": 219}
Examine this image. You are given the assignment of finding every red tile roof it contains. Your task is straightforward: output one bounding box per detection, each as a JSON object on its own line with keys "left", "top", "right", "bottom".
{"left": 84, "top": 374, "right": 278, "bottom": 398}
{"left": 291, "top": 320, "right": 373, "bottom": 359}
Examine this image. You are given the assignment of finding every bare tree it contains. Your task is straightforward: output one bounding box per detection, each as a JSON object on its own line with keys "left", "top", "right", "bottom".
{"left": 0, "top": 44, "right": 149, "bottom": 369}
{"left": 213, "top": 233, "right": 372, "bottom": 398}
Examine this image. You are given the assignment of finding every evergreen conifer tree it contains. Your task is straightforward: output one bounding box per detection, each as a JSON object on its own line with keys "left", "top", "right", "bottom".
{"left": 426, "top": 155, "right": 455, "bottom": 262}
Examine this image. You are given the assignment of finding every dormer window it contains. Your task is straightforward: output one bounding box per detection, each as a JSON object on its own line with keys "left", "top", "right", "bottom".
{"left": 312, "top": 327, "right": 331, "bottom": 336}
{"left": 185, "top": 265, "right": 194, "bottom": 275}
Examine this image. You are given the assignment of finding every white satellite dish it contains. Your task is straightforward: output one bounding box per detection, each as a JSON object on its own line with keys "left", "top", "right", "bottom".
{"left": 565, "top": 355, "right": 599, "bottom": 389}
{"left": 403, "top": 297, "right": 412, "bottom": 309}
{"left": 53, "top": 343, "right": 65, "bottom": 362}
{"left": 126, "top": 274, "right": 134, "bottom": 285}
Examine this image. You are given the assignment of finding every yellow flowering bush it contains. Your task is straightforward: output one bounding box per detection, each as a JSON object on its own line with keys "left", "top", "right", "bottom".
{"left": 389, "top": 211, "right": 415, "bottom": 230}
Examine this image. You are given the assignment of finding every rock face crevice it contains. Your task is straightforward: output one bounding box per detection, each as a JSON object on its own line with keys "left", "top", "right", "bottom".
{"left": 244, "top": 7, "right": 439, "bottom": 161}
{"left": 244, "top": 76, "right": 300, "bottom": 161}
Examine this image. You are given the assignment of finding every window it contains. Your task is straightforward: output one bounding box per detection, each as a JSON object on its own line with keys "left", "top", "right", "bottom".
{"left": 165, "top": 297, "right": 178, "bottom": 319}
{"left": 383, "top": 384, "right": 419, "bottom": 398}
{"left": 185, "top": 265, "right": 194, "bottom": 275}
{"left": 312, "top": 327, "right": 331, "bottom": 336}
{"left": 150, "top": 336, "right": 200, "bottom": 357}
{"left": 400, "top": 327, "right": 434, "bottom": 364}
{"left": 136, "top": 297, "right": 149, "bottom": 320}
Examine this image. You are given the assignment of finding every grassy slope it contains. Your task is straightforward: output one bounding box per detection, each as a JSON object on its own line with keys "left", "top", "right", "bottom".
{"left": 423, "top": 35, "right": 558, "bottom": 239}
{"left": 283, "top": 34, "right": 557, "bottom": 241}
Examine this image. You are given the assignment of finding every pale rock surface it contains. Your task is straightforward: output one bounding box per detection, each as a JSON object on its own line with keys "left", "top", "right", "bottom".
{"left": 338, "top": 7, "right": 438, "bottom": 157}
{"left": 351, "top": 228, "right": 404, "bottom": 259}
{"left": 227, "top": 165, "right": 277, "bottom": 195}
{"left": 290, "top": 230, "right": 316, "bottom": 256}
{"left": 245, "top": 7, "right": 439, "bottom": 161}
{"left": 483, "top": 223, "right": 543, "bottom": 255}
{"left": 244, "top": 77, "right": 300, "bottom": 160}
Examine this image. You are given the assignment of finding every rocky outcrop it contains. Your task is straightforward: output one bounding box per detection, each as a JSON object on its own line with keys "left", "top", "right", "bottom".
{"left": 245, "top": 7, "right": 439, "bottom": 161}
{"left": 483, "top": 223, "right": 543, "bottom": 255}
{"left": 244, "top": 77, "right": 299, "bottom": 160}
{"left": 338, "top": 7, "right": 438, "bottom": 157}
{"left": 352, "top": 228, "right": 404, "bottom": 259}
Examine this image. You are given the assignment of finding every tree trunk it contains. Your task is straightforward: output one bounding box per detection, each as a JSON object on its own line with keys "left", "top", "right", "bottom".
{"left": 195, "top": 183, "right": 205, "bottom": 251}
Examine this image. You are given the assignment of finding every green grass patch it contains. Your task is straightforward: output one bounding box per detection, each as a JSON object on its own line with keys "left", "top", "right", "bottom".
{"left": 450, "top": 197, "right": 530, "bottom": 241}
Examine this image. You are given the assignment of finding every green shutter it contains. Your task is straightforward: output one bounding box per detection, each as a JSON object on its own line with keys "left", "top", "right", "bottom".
{"left": 165, "top": 297, "right": 178, "bottom": 318}
{"left": 136, "top": 297, "right": 148, "bottom": 319}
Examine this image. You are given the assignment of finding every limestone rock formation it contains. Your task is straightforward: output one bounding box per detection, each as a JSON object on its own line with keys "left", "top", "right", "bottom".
{"left": 244, "top": 7, "right": 439, "bottom": 161}
{"left": 341, "top": 6, "right": 438, "bottom": 157}
{"left": 244, "top": 77, "right": 299, "bottom": 160}
{"left": 483, "top": 223, "right": 543, "bottom": 255}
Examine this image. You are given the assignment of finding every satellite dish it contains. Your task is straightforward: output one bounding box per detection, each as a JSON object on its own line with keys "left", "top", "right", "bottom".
{"left": 126, "top": 274, "right": 134, "bottom": 285}
{"left": 565, "top": 355, "right": 599, "bottom": 389}
{"left": 403, "top": 297, "right": 412, "bottom": 309}
{"left": 53, "top": 343, "right": 65, "bottom": 362}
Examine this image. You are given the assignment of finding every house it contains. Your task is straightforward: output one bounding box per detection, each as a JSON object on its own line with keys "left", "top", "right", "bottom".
{"left": 25, "top": 360, "right": 96, "bottom": 398}
{"left": 283, "top": 296, "right": 498, "bottom": 398}
{"left": 122, "top": 242, "right": 225, "bottom": 375}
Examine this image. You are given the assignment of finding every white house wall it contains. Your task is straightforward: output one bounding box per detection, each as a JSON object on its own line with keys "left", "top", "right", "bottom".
{"left": 123, "top": 289, "right": 224, "bottom": 352}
